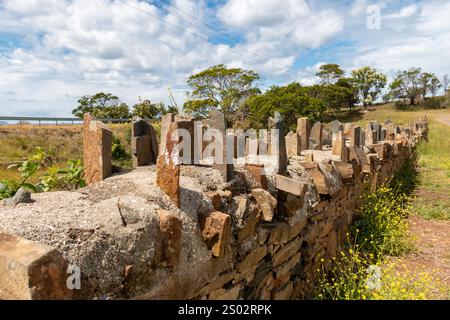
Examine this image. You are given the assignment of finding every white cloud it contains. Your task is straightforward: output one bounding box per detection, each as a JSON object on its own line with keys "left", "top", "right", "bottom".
{"left": 350, "top": 0, "right": 369, "bottom": 17}
{"left": 386, "top": 4, "right": 418, "bottom": 19}
{"left": 0, "top": 0, "right": 449, "bottom": 117}
{"left": 349, "top": 0, "right": 450, "bottom": 82}
{"left": 218, "top": 0, "right": 343, "bottom": 49}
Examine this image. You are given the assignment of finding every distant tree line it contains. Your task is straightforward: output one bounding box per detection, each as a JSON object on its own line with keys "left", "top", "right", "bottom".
{"left": 72, "top": 92, "right": 179, "bottom": 120}
{"left": 72, "top": 64, "right": 448, "bottom": 130}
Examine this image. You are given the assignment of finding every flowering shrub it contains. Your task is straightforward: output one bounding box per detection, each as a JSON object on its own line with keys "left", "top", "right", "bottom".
{"left": 353, "top": 185, "right": 413, "bottom": 257}
{"left": 315, "top": 177, "right": 443, "bottom": 300}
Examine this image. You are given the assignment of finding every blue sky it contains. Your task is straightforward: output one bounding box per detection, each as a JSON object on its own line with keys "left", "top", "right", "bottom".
{"left": 0, "top": 0, "right": 449, "bottom": 117}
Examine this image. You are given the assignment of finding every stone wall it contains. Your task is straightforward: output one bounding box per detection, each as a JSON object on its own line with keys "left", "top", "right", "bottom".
{"left": 0, "top": 116, "right": 428, "bottom": 300}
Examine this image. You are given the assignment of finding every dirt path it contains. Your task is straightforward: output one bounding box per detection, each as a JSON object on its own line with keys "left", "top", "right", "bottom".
{"left": 432, "top": 114, "right": 450, "bottom": 126}
{"left": 395, "top": 214, "right": 450, "bottom": 298}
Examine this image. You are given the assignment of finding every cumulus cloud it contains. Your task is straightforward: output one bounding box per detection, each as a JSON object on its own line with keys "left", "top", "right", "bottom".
{"left": 349, "top": 0, "right": 450, "bottom": 80}
{"left": 218, "top": 0, "right": 344, "bottom": 49}
{"left": 0, "top": 0, "right": 449, "bottom": 116}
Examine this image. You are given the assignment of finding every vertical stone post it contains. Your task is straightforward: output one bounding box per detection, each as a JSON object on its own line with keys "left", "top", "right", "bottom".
{"left": 131, "top": 119, "right": 158, "bottom": 167}
{"left": 273, "top": 112, "right": 288, "bottom": 175}
{"left": 350, "top": 126, "right": 361, "bottom": 147}
{"left": 297, "top": 117, "right": 311, "bottom": 152}
{"left": 309, "top": 122, "right": 323, "bottom": 150}
{"left": 83, "top": 113, "right": 112, "bottom": 185}
{"left": 159, "top": 113, "right": 174, "bottom": 155}
{"left": 332, "top": 131, "right": 347, "bottom": 161}
{"left": 285, "top": 131, "right": 301, "bottom": 156}
{"left": 156, "top": 122, "right": 181, "bottom": 207}
{"left": 380, "top": 128, "right": 387, "bottom": 141}
{"left": 365, "top": 124, "right": 374, "bottom": 145}
{"left": 208, "top": 110, "right": 234, "bottom": 182}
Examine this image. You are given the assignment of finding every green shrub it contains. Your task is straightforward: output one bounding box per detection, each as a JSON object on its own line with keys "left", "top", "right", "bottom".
{"left": 38, "top": 159, "right": 85, "bottom": 191}
{"left": 0, "top": 147, "right": 46, "bottom": 199}
{"left": 0, "top": 148, "right": 86, "bottom": 200}
{"left": 421, "top": 96, "right": 445, "bottom": 109}
{"left": 112, "top": 136, "right": 128, "bottom": 160}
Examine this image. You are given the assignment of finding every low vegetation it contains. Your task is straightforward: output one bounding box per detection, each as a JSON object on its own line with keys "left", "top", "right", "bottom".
{"left": 0, "top": 123, "right": 134, "bottom": 182}
{"left": 315, "top": 159, "right": 447, "bottom": 300}
{"left": 0, "top": 148, "right": 85, "bottom": 200}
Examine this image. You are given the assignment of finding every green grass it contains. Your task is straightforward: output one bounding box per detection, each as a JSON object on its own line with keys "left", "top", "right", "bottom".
{"left": 327, "top": 103, "right": 450, "bottom": 220}
{"left": 346, "top": 104, "right": 450, "bottom": 221}
{"left": 412, "top": 120, "right": 450, "bottom": 220}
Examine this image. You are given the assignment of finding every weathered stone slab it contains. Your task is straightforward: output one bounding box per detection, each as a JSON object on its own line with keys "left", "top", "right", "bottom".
{"left": 208, "top": 110, "right": 234, "bottom": 181}
{"left": 350, "top": 126, "right": 361, "bottom": 147}
{"left": 244, "top": 163, "right": 268, "bottom": 189}
{"left": 156, "top": 122, "right": 181, "bottom": 207}
{"left": 157, "top": 210, "right": 182, "bottom": 267}
{"left": 370, "top": 121, "right": 381, "bottom": 142}
{"left": 272, "top": 237, "right": 303, "bottom": 268}
{"left": 309, "top": 122, "right": 323, "bottom": 150}
{"left": 329, "top": 120, "right": 342, "bottom": 134}
{"left": 274, "top": 112, "right": 288, "bottom": 175}
{"left": 0, "top": 232, "right": 71, "bottom": 300}
{"left": 333, "top": 162, "right": 354, "bottom": 183}
{"left": 251, "top": 188, "right": 277, "bottom": 222}
{"left": 380, "top": 128, "right": 387, "bottom": 141}
{"left": 332, "top": 131, "right": 347, "bottom": 161}
{"left": 199, "top": 211, "right": 231, "bottom": 257}
{"left": 83, "top": 113, "right": 112, "bottom": 185}
{"left": 286, "top": 131, "right": 300, "bottom": 156}
{"left": 131, "top": 119, "right": 158, "bottom": 167}
{"left": 275, "top": 174, "right": 307, "bottom": 196}
{"left": 237, "top": 245, "right": 268, "bottom": 273}
{"left": 159, "top": 113, "right": 174, "bottom": 155}
{"left": 309, "top": 161, "right": 343, "bottom": 196}
{"left": 297, "top": 117, "right": 311, "bottom": 152}
{"left": 365, "top": 125, "right": 375, "bottom": 145}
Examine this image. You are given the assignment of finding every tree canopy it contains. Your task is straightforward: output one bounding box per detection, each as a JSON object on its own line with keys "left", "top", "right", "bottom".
{"left": 72, "top": 92, "right": 130, "bottom": 119}
{"left": 316, "top": 63, "right": 345, "bottom": 84}
{"left": 350, "top": 67, "right": 387, "bottom": 107}
{"left": 245, "top": 82, "right": 325, "bottom": 131}
{"left": 183, "top": 64, "right": 260, "bottom": 121}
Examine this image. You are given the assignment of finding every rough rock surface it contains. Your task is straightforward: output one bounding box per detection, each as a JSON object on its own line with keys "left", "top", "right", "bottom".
{"left": 0, "top": 166, "right": 224, "bottom": 299}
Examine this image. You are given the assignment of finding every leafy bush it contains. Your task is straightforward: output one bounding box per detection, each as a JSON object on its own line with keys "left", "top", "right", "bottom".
{"left": 0, "top": 148, "right": 85, "bottom": 200}
{"left": 38, "top": 159, "right": 85, "bottom": 191}
{"left": 423, "top": 96, "right": 446, "bottom": 109}
{"left": 0, "top": 147, "right": 46, "bottom": 199}
{"left": 315, "top": 167, "right": 432, "bottom": 300}
{"left": 112, "top": 136, "right": 128, "bottom": 160}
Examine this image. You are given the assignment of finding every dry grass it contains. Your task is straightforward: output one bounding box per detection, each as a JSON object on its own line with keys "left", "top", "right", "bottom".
{"left": 0, "top": 123, "right": 133, "bottom": 180}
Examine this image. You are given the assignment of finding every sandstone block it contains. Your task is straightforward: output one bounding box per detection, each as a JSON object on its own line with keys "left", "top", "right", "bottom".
{"left": 251, "top": 188, "right": 277, "bottom": 222}
{"left": 0, "top": 232, "right": 71, "bottom": 300}
{"left": 274, "top": 174, "right": 307, "bottom": 196}
{"left": 285, "top": 131, "right": 301, "bottom": 156}
{"left": 237, "top": 245, "right": 268, "bottom": 273}
{"left": 157, "top": 210, "right": 182, "bottom": 267}
{"left": 245, "top": 163, "right": 268, "bottom": 189}
{"left": 83, "top": 113, "right": 112, "bottom": 185}
{"left": 297, "top": 118, "right": 311, "bottom": 152}
{"left": 272, "top": 237, "right": 303, "bottom": 267}
{"left": 199, "top": 211, "right": 231, "bottom": 257}
{"left": 309, "top": 122, "right": 323, "bottom": 150}
{"left": 205, "top": 191, "right": 222, "bottom": 211}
